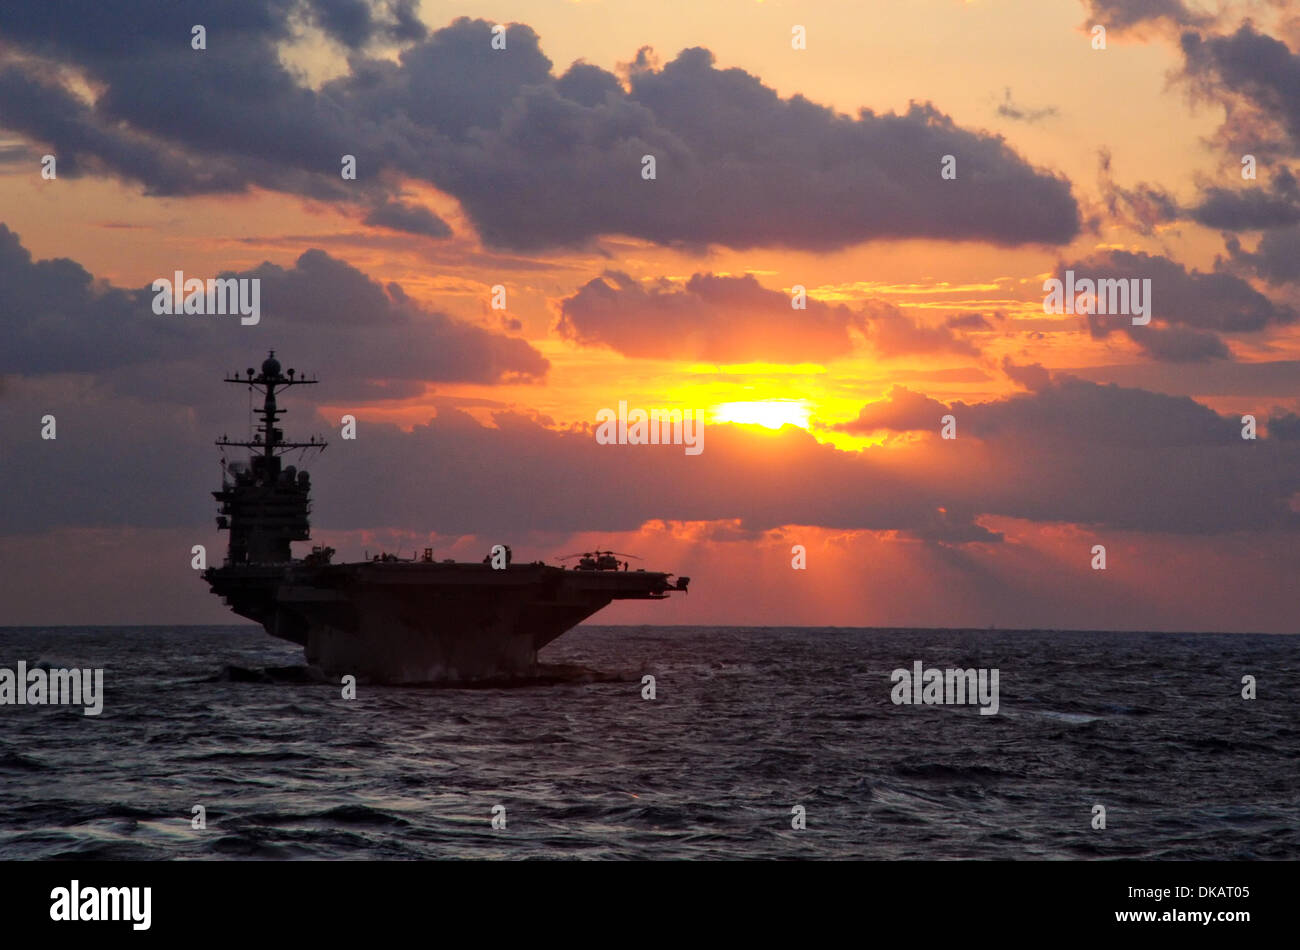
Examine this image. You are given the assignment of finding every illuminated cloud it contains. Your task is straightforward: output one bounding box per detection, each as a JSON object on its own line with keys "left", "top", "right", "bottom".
{"left": 558, "top": 272, "right": 980, "bottom": 363}
{"left": 0, "top": 7, "right": 1082, "bottom": 251}
{"left": 557, "top": 272, "right": 866, "bottom": 363}
{"left": 5, "top": 367, "right": 1297, "bottom": 542}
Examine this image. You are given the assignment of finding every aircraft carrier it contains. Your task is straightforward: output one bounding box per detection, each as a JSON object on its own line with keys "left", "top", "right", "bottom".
{"left": 203, "top": 353, "right": 689, "bottom": 683}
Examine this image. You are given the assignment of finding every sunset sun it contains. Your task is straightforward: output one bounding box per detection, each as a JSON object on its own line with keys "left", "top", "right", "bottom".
{"left": 710, "top": 400, "right": 813, "bottom": 430}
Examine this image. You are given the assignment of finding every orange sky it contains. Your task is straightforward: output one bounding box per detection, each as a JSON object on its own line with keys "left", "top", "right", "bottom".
{"left": 1, "top": 0, "right": 1298, "bottom": 631}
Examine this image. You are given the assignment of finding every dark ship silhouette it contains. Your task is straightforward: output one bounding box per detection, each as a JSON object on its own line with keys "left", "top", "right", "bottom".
{"left": 203, "top": 353, "right": 689, "bottom": 683}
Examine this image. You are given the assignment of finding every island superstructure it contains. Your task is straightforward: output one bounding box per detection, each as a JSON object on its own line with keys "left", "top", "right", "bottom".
{"left": 203, "top": 353, "right": 689, "bottom": 683}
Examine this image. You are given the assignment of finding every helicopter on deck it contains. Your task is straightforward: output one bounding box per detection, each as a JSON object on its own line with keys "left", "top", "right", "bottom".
{"left": 559, "top": 550, "right": 642, "bottom": 572}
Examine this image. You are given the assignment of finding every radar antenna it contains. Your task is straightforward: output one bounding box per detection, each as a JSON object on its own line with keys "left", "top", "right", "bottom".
{"left": 215, "top": 350, "right": 328, "bottom": 457}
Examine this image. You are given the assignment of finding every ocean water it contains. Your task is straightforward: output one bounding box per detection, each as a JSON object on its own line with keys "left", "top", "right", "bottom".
{"left": 0, "top": 625, "right": 1296, "bottom": 860}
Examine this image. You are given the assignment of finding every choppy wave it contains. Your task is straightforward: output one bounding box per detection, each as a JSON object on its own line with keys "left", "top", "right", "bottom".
{"left": 0, "top": 624, "right": 1296, "bottom": 859}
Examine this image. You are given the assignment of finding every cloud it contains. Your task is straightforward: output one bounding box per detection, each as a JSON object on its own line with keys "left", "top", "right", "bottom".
{"left": 945, "top": 312, "right": 996, "bottom": 331}
{"left": 1193, "top": 166, "right": 1300, "bottom": 230}
{"left": 0, "top": 63, "right": 251, "bottom": 196}
{"left": 838, "top": 372, "right": 1245, "bottom": 447}
{"left": 1065, "top": 357, "right": 1300, "bottom": 397}
{"left": 1001, "top": 358, "right": 1052, "bottom": 391}
{"left": 0, "top": 385, "right": 999, "bottom": 544}
{"left": 559, "top": 272, "right": 873, "bottom": 366}
{"left": 1180, "top": 24, "right": 1300, "bottom": 160}
{"left": 867, "top": 301, "right": 982, "bottom": 358}
{"left": 0, "top": 222, "right": 547, "bottom": 396}
{"left": 1224, "top": 226, "right": 1300, "bottom": 284}
{"left": 1269, "top": 410, "right": 1300, "bottom": 439}
{"left": 828, "top": 372, "right": 1300, "bottom": 533}
{"left": 996, "top": 88, "right": 1058, "bottom": 123}
{"left": 5, "top": 365, "right": 1296, "bottom": 544}
{"left": 1080, "top": 0, "right": 1213, "bottom": 33}
{"left": 308, "top": 0, "right": 426, "bottom": 47}
{"left": 0, "top": 9, "right": 1082, "bottom": 252}
{"left": 833, "top": 386, "right": 951, "bottom": 433}
{"left": 557, "top": 272, "right": 979, "bottom": 363}
{"left": 1096, "top": 148, "right": 1182, "bottom": 235}
{"left": 1054, "top": 249, "right": 1295, "bottom": 360}
{"left": 557, "top": 271, "right": 866, "bottom": 362}
{"left": 1068, "top": 249, "right": 1293, "bottom": 331}
{"left": 362, "top": 199, "right": 453, "bottom": 238}
{"left": 1127, "top": 324, "right": 1232, "bottom": 361}
{"left": 1098, "top": 147, "right": 1300, "bottom": 235}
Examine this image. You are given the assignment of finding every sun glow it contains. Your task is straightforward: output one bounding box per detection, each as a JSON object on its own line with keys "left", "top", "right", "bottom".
{"left": 710, "top": 400, "right": 813, "bottom": 430}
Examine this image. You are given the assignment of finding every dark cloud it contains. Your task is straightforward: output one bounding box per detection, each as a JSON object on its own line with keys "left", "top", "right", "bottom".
{"left": 6, "top": 364, "right": 1295, "bottom": 543}
{"left": 1224, "top": 226, "right": 1300, "bottom": 284}
{"left": 829, "top": 373, "right": 1300, "bottom": 533}
{"left": 1193, "top": 166, "right": 1300, "bottom": 230}
{"left": 1001, "top": 358, "right": 1052, "bottom": 392}
{"left": 0, "top": 387, "right": 998, "bottom": 544}
{"left": 1071, "top": 249, "right": 1293, "bottom": 331}
{"left": 0, "top": 64, "right": 249, "bottom": 195}
{"left": 1066, "top": 357, "right": 1300, "bottom": 397}
{"left": 578, "top": 50, "right": 1079, "bottom": 250}
{"left": 996, "top": 88, "right": 1058, "bottom": 123}
{"left": 1180, "top": 25, "right": 1300, "bottom": 159}
{"left": 1123, "top": 17, "right": 1300, "bottom": 309}
{"left": 1269, "top": 410, "right": 1300, "bottom": 440}
{"left": 0, "top": 222, "right": 153, "bottom": 375}
{"left": 1055, "top": 249, "right": 1294, "bottom": 361}
{"left": 0, "top": 222, "right": 547, "bottom": 396}
{"left": 0, "top": 1, "right": 416, "bottom": 56}
{"left": 905, "top": 510, "right": 1004, "bottom": 544}
{"left": 1098, "top": 148, "right": 1300, "bottom": 235}
{"left": 839, "top": 373, "right": 1243, "bottom": 447}
{"left": 1128, "top": 324, "right": 1232, "bottom": 361}
{"left": 0, "top": 3, "right": 395, "bottom": 202}
{"left": 308, "top": 0, "right": 426, "bottom": 47}
{"left": 362, "top": 199, "right": 453, "bottom": 238}
{"left": 1080, "top": 0, "right": 1213, "bottom": 32}
{"left": 0, "top": 9, "right": 1082, "bottom": 252}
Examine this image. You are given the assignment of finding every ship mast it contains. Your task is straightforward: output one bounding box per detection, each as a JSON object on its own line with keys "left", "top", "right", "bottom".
{"left": 212, "top": 352, "right": 326, "bottom": 564}
{"left": 216, "top": 351, "right": 327, "bottom": 460}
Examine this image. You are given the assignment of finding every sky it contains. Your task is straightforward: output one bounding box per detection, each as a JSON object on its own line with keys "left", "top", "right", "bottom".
{"left": 1, "top": 0, "right": 1298, "bottom": 631}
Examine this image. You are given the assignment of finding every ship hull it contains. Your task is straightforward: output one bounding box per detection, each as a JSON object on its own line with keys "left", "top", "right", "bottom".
{"left": 204, "top": 560, "right": 679, "bottom": 683}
